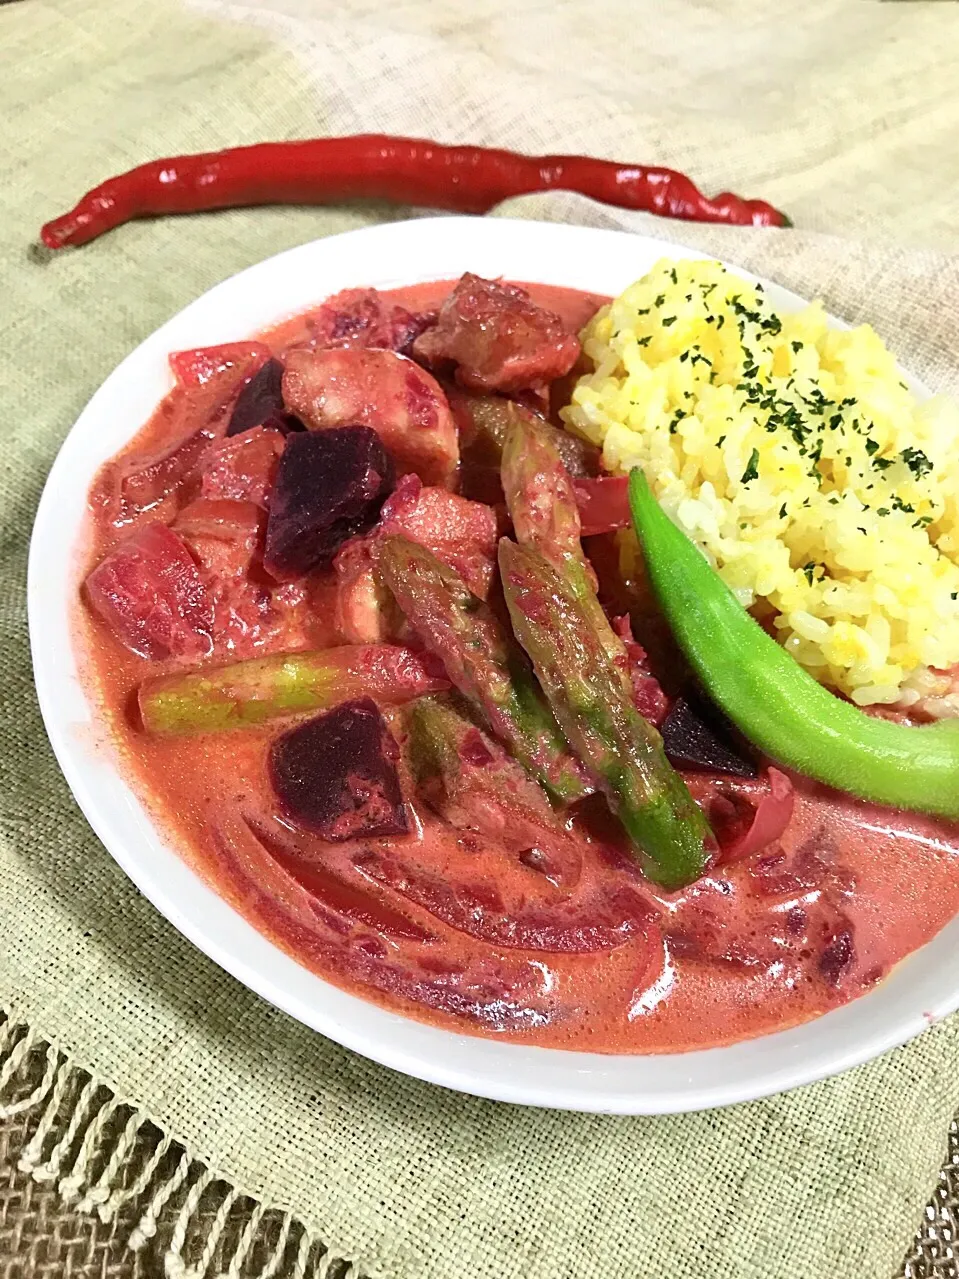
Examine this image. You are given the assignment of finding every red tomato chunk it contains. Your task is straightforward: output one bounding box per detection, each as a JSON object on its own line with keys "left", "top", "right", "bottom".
{"left": 199, "top": 426, "right": 285, "bottom": 507}
{"left": 169, "top": 341, "right": 270, "bottom": 391}
{"left": 84, "top": 523, "right": 212, "bottom": 660}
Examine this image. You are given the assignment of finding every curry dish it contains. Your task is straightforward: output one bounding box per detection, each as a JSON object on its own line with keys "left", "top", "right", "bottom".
{"left": 75, "top": 268, "right": 959, "bottom": 1053}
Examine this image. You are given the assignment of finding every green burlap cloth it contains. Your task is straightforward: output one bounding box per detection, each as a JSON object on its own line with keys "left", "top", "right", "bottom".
{"left": 3, "top": 2, "right": 959, "bottom": 1276}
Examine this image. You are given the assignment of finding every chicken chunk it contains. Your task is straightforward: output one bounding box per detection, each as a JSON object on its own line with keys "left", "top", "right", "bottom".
{"left": 282, "top": 346, "right": 458, "bottom": 486}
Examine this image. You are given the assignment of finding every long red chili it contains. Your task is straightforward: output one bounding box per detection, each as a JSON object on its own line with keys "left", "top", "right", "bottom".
{"left": 40, "top": 134, "right": 790, "bottom": 249}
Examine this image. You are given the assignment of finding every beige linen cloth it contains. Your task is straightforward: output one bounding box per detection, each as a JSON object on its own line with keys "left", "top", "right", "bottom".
{"left": 3, "top": 1, "right": 959, "bottom": 1276}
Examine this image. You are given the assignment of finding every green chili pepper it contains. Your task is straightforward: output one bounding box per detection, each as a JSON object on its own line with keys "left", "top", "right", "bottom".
{"left": 628, "top": 468, "right": 959, "bottom": 819}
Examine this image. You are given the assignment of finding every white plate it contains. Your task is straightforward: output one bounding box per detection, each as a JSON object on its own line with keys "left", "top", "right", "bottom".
{"left": 28, "top": 216, "right": 954, "bottom": 1115}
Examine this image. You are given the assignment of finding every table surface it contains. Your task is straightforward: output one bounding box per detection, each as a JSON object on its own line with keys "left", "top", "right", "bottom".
{"left": 0, "top": 1049, "right": 957, "bottom": 1278}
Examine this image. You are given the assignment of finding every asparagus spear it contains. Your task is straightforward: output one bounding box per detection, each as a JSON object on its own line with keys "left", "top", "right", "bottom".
{"left": 404, "top": 696, "right": 584, "bottom": 886}
{"left": 498, "top": 538, "right": 714, "bottom": 888}
{"left": 405, "top": 695, "right": 561, "bottom": 838}
{"left": 378, "top": 535, "right": 590, "bottom": 803}
{"left": 452, "top": 392, "right": 599, "bottom": 481}
{"left": 501, "top": 413, "right": 629, "bottom": 678}
{"left": 138, "top": 644, "right": 449, "bottom": 735}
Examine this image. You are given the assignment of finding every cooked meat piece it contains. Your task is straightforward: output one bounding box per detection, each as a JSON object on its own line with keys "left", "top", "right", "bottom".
{"left": 282, "top": 345, "right": 458, "bottom": 485}
{"left": 307, "top": 287, "right": 436, "bottom": 357}
{"left": 413, "top": 273, "right": 580, "bottom": 393}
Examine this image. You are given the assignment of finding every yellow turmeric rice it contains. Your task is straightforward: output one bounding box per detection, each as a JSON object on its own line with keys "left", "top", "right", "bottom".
{"left": 561, "top": 258, "right": 959, "bottom": 710}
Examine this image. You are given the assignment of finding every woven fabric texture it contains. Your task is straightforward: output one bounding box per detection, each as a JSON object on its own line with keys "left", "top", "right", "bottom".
{"left": 3, "top": 1, "right": 959, "bottom": 1277}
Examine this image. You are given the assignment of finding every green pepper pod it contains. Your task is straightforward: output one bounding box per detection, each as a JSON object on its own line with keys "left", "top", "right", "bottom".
{"left": 629, "top": 468, "right": 959, "bottom": 819}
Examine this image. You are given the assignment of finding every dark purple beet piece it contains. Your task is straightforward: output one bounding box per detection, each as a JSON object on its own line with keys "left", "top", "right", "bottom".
{"left": 661, "top": 697, "right": 757, "bottom": 778}
{"left": 818, "top": 922, "right": 855, "bottom": 986}
{"left": 269, "top": 698, "right": 408, "bottom": 840}
{"left": 227, "top": 358, "right": 301, "bottom": 437}
{"left": 263, "top": 426, "right": 395, "bottom": 580}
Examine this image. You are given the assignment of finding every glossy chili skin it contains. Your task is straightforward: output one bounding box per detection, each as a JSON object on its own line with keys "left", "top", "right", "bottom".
{"left": 628, "top": 469, "right": 959, "bottom": 820}
{"left": 40, "top": 134, "right": 791, "bottom": 249}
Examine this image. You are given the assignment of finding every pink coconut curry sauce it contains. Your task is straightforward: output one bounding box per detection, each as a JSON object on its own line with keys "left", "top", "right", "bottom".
{"left": 73, "top": 274, "right": 959, "bottom": 1053}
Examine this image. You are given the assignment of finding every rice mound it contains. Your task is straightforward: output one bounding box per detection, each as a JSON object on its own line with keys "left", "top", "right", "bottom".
{"left": 561, "top": 258, "right": 959, "bottom": 709}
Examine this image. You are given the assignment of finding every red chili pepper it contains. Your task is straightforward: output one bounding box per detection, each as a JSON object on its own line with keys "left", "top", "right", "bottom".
{"left": 40, "top": 134, "right": 790, "bottom": 249}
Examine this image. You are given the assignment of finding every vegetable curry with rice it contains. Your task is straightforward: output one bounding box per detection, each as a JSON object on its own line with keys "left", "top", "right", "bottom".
{"left": 75, "top": 262, "right": 959, "bottom": 1053}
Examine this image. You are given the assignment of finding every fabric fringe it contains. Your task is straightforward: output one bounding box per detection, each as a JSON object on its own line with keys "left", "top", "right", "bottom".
{"left": 0, "top": 1008, "right": 372, "bottom": 1279}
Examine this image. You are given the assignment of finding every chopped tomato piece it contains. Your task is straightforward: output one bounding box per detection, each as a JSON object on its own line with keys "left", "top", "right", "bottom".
{"left": 413, "top": 273, "right": 580, "bottom": 393}
{"left": 117, "top": 428, "right": 210, "bottom": 515}
{"left": 169, "top": 341, "right": 270, "bottom": 390}
{"left": 572, "top": 475, "right": 631, "bottom": 536}
{"left": 715, "top": 768, "right": 795, "bottom": 864}
{"left": 104, "top": 343, "right": 273, "bottom": 521}
{"left": 612, "top": 616, "right": 670, "bottom": 725}
{"left": 199, "top": 426, "right": 285, "bottom": 507}
{"left": 685, "top": 769, "right": 796, "bottom": 865}
{"left": 173, "top": 498, "right": 264, "bottom": 590}
{"left": 84, "top": 522, "right": 212, "bottom": 660}
{"left": 281, "top": 346, "right": 458, "bottom": 485}
{"left": 172, "top": 498, "right": 318, "bottom": 660}
{"left": 173, "top": 497, "right": 264, "bottom": 545}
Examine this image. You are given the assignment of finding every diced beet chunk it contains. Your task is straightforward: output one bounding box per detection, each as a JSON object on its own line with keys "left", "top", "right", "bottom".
{"left": 226, "top": 358, "right": 300, "bottom": 437}
{"left": 661, "top": 697, "right": 757, "bottom": 777}
{"left": 269, "top": 698, "right": 408, "bottom": 840}
{"left": 84, "top": 522, "right": 212, "bottom": 660}
{"left": 263, "top": 427, "right": 395, "bottom": 580}
{"left": 819, "top": 922, "right": 856, "bottom": 986}
{"left": 413, "top": 273, "right": 580, "bottom": 393}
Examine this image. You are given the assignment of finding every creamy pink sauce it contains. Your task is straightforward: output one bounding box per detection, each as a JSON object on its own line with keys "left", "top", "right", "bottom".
{"left": 74, "top": 281, "right": 959, "bottom": 1053}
